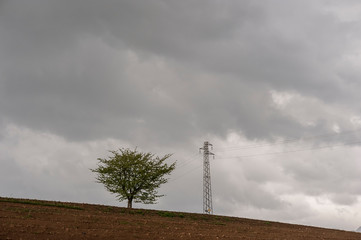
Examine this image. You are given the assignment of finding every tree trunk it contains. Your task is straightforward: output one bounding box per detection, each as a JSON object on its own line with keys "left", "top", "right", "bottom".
{"left": 127, "top": 199, "right": 133, "bottom": 208}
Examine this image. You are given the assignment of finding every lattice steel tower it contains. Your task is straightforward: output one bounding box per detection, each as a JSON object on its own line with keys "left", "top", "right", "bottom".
{"left": 200, "top": 141, "right": 215, "bottom": 214}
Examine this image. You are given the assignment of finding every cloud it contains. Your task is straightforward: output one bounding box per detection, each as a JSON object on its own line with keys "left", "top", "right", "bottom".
{"left": 209, "top": 132, "right": 361, "bottom": 229}
{"left": 0, "top": 124, "right": 124, "bottom": 204}
{"left": 3, "top": 0, "right": 356, "bottom": 143}
{"left": 2, "top": 0, "right": 361, "bottom": 231}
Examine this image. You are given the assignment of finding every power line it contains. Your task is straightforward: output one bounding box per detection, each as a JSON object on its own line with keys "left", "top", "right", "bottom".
{"left": 169, "top": 162, "right": 202, "bottom": 183}
{"left": 168, "top": 137, "right": 361, "bottom": 184}
{"left": 176, "top": 152, "right": 199, "bottom": 169}
{"left": 216, "top": 129, "right": 361, "bottom": 152}
{"left": 169, "top": 152, "right": 202, "bottom": 183}
{"left": 216, "top": 139, "right": 361, "bottom": 160}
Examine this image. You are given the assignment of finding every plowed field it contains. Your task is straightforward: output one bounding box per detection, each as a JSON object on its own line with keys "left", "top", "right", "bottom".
{"left": 1, "top": 197, "right": 360, "bottom": 240}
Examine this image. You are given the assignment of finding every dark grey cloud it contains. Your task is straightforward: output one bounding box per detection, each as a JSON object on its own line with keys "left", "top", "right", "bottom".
{"left": 2, "top": 0, "right": 353, "bottom": 145}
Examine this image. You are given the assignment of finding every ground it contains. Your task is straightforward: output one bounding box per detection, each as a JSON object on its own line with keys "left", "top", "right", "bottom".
{"left": 1, "top": 197, "right": 361, "bottom": 240}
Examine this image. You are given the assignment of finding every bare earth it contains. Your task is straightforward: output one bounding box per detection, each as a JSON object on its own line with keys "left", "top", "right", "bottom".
{"left": 1, "top": 197, "right": 360, "bottom": 240}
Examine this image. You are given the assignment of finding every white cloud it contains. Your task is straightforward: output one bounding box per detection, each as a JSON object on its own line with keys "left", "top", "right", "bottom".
{"left": 269, "top": 90, "right": 361, "bottom": 133}
{"left": 210, "top": 131, "right": 361, "bottom": 230}
{"left": 323, "top": 0, "right": 361, "bottom": 22}
{"left": 0, "top": 124, "right": 126, "bottom": 204}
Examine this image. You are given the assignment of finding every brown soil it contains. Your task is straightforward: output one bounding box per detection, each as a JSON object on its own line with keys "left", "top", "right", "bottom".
{"left": 1, "top": 197, "right": 360, "bottom": 240}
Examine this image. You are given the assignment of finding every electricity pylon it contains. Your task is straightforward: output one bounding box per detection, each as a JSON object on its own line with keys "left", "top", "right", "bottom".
{"left": 200, "top": 141, "right": 215, "bottom": 214}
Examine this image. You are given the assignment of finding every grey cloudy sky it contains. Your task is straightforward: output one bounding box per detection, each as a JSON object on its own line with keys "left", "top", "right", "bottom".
{"left": 1, "top": 0, "right": 361, "bottom": 231}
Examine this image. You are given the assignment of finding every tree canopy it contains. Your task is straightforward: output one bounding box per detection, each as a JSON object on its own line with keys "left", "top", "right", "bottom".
{"left": 91, "top": 148, "right": 176, "bottom": 208}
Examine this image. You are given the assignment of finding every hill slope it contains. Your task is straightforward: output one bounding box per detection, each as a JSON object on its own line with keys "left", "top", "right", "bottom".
{"left": 1, "top": 197, "right": 360, "bottom": 240}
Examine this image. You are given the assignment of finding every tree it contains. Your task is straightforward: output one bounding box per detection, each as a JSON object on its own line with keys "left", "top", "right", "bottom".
{"left": 91, "top": 148, "right": 176, "bottom": 208}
